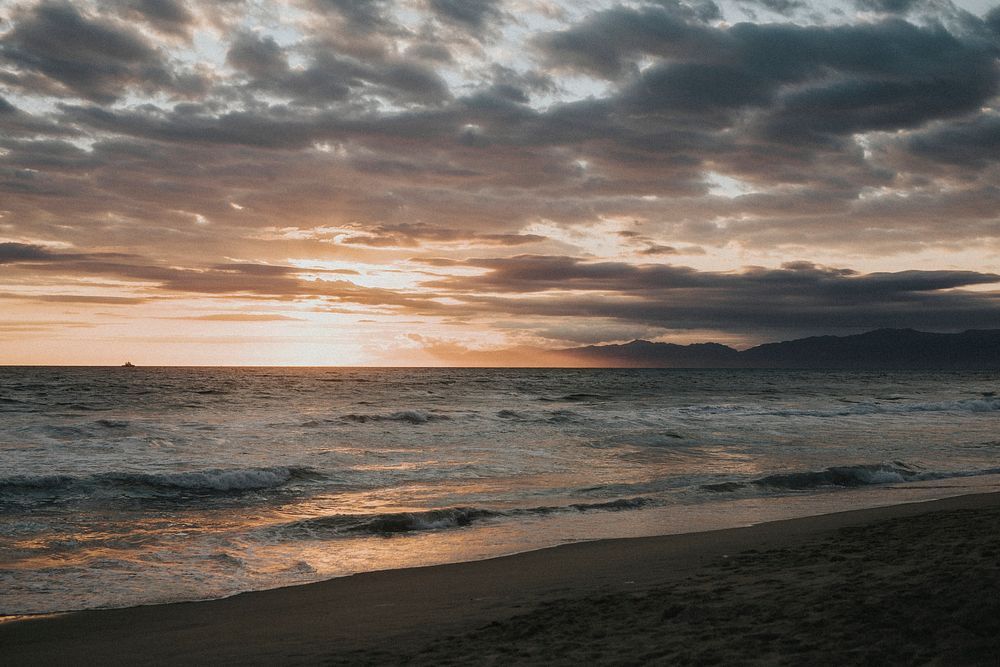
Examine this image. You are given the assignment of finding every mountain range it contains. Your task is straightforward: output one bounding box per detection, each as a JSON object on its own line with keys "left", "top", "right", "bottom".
{"left": 558, "top": 329, "right": 1000, "bottom": 369}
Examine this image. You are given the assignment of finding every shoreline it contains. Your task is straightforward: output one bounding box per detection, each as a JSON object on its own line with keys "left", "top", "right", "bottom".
{"left": 5, "top": 476, "right": 998, "bottom": 619}
{"left": 4, "top": 491, "right": 1000, "bottom": 665}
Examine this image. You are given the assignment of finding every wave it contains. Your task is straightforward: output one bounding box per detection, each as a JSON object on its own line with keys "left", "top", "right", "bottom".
{"left": 341, "top": 410, "right": 451, "bottom": 424}
{"left": 803, "top": 396, "right": 1000, "bottom": 416}
{"left": 314, "top": 507, "right": 500, "bottom": 535}
{"left": 94, "top": 419, "right": 130, "bottom": 429}
{"left": 685, "top": 396, "right": 1000, "bottom": 418}
{"left": 494, "top": 408, "right": 582, "bottom": 423}
{"left": 0, "top": 466, "right": 319, "bottom": 500}
{"left": 754, "top": 463, "right": 921, "bottom": 489}
{"left": 0, "top": 397, "right": 28, "bottom": 405}
{"left": 701, "top": 462, "right": 1000, "bottom": 493}
{"left": 268, "top": 497, "right": 653, "bottom": 538}
{"left": 539, "top": 393, "right": 606, "bottom": 403}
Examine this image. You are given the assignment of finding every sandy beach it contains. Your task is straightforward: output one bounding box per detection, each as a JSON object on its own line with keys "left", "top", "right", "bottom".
{"left": 4, "top": 492, "right": 1000, "bottom": 666}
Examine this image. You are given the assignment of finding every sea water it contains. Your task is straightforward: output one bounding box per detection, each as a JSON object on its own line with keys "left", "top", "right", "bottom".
{"left": 1, "top": 367, "right": 999, "bottom": 614}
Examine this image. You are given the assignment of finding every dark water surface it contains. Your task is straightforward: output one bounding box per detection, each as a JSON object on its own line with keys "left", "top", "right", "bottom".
{"left": 2, "top": 367, "right": 999, "bottom": 614}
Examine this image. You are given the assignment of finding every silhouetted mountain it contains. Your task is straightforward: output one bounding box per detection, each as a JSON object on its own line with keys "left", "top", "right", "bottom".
{"left": 561, "top": 329, "right": 1000, "bottom": 369}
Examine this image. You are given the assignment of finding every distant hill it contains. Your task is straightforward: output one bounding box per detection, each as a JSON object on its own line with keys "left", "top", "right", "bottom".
{"left": 560, "top": 329, "right": 1000, "bottom": 369}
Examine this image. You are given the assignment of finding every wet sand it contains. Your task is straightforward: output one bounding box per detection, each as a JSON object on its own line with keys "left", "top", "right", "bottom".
{"left": 4, "top": 492, "right": 1000, "bottom": 665}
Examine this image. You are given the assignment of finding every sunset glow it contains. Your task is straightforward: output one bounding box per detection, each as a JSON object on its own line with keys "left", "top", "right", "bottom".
{"left": 2, "top": 0, "right": 999, "bottom": 364}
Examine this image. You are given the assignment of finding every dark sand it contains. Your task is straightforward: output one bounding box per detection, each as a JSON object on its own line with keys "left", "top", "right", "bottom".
{"left": 4, "top": 493, "right": 1000, "bottom": 665}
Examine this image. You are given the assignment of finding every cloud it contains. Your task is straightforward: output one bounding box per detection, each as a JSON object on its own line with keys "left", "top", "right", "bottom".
{"left": 0, "top": 96, "right": 77, "bottom": 137}
{"left": 334, "top": 223, "right": 546, "bottom": 247}
{"left": 535, "top": 4, "right": 722, "bottom": 78}
{"left": 0, "top": 1, "right": 198, "bottom": 102}
{"left": 423, "top": 255, "right": 1000, "bottom": 337}
{"left": 2, "top": 0, "right": 1000, "bottom": 356}
{"left": 173, "top": 313, "right": 305, "bottom": 321}
{"left": 0, "top": 244, "right": 449, "bottom": 312}
{"left": 0, "top": 242, "right": 131, "bottom": 264}
{"left": 639, "top": 244, "right": 680, "bottom": 255}
{"left": 226, "top": 32, "right": 289, "bottom": 79}
{"left": 225, "top": 32, "right": 451, "bottom": 106}
{"left": 853, "top": 0, "right": 923, "bottom": 14}
{"left": 735, "top": 0, "right": 806, "bottom": 16}
{"left": 0, "top": 242, "right": 58, "bottom": 263}
{"left": 0, "top": 291, "right": 149, "bottom": 305}
{"left": 120, "top": 0, "right": 196, "bottom": 37}
{"left": 4, "top": 242, "right": 1000, "bottom": 346}
{"left": 427, "top": 0, "right": 506, "bottom": 32}
{"left": 905, "top": 114, "right": 1000, "bottom": 168}
{"left": 309, "top": 0, "right": 397, "bottom": 32}
{"left": 988, "top": 6, "right": 1000, "bottom": 34}
{"left": 433, "top": 255, "right": 1000, "bottom": 295}
{"left": 535, "top": 7, "right": 1000, "bottom": 144}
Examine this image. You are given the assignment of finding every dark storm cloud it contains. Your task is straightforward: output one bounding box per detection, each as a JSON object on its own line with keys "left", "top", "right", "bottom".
{"left": 535, "top": 5, "right": 723, "bottom": 78}
{"left": 40, "top": 6, "right": 993, "bottom": 211}
{"left": 225, "top": 32, "right": 451, "bottom": 106}
{"left": 0, "top": 242, "right": 58, "bottom": 263}
{"left": 57, "top": 104, "right": 327, "bottom": 149}
{"left": 427, "top": 0, "right": 505, "bottom": 31}
{"left": 905, "top": 114, "right": 1000, "bottom": 168}
{"left": 759, "top": 53, "right": 997, "bottom": 141}
{"left": 639, "top": 244, "right": 681, "bottom": 255}
{"left": 120, "top": 0, "right": 195, "bottom": 37}
{"left": 56, "top": 85, "right": 466, "bottom": 149}
{"left": 445, "top": 255, "right": 713, "bottom": 291}
{"left": 309, "top": 0, "right": 396, "bottom": 32}
{"left": 619, "top": 61, "right": 775, "bottom": 119}
{"left": 853, "top": 0, "right": 923, "bottom": 13}
{"left": 0, "top": 242, "right": 132, "bottom": 264}
{"left": 0, "top": 96, "right": 76, "bottom": 137}
{"left": 0, "top": 1, "right": 193, "bottom": 102}
{"left": 539, "top": 9, "right": 1000, "bottom": 141}
{"left": 405, "top": 42, "right": 453, "bottom": 63}
{"left": 988, "top": 6, "right": 1000, "bottom": 34}
{"left": 435, "top": 255, "right": 1000, "bottom": 296}
{"left": 226, "top": 32, "right": 288, "bottom": 79}
{"left": 425, "top": 256, "right": 1000, "bottom": 336}
{"left": 467, "top": 288, "right": 1000, "bottom": 338}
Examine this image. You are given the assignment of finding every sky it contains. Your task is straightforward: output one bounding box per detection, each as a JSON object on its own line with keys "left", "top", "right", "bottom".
{"left": 1, "top": 0, "right": 999, "bottom": 365}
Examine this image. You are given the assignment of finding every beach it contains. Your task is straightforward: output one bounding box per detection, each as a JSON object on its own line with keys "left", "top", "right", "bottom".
{"left": 4, "top": 491, "right": 999, "bottom": 665}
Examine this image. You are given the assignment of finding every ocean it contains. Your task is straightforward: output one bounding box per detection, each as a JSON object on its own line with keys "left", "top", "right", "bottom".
{"left": 2, "top": 367, "right": 999, "bottom": 616}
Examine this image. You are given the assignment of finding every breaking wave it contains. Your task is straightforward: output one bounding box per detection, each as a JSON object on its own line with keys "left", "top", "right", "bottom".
{"left": 94, "top": 419, "right": 130, "bottom": 428}
{"left": 268, "top": 497, "right": 652, "bottom": 538}
{"left": 754, "top": 463, "right": 923, "bottom": 489}
{"left": 701, "top": 462, "right": 1000, "bottom": 493}
{"left": 340, "top": 410, "right": 451, "bottom": 424}
{"left": 0, "top": 466, "right": 319, "bottom": 500}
